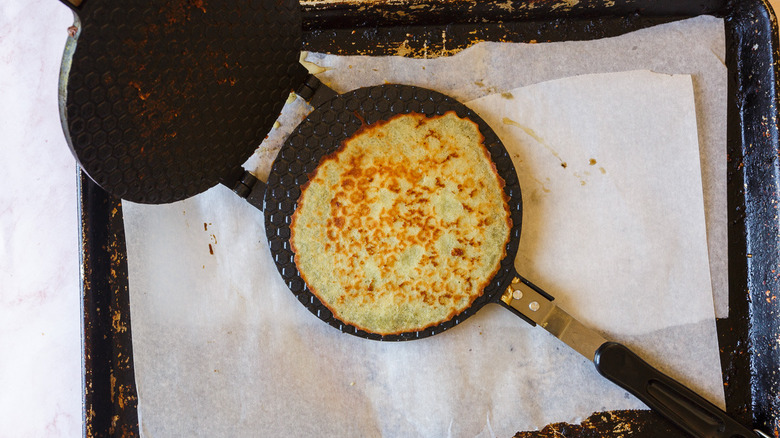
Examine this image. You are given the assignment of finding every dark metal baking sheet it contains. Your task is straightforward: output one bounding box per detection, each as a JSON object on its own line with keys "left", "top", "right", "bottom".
{"left": 77, "top": 0, "right": 780, "bottom": 436}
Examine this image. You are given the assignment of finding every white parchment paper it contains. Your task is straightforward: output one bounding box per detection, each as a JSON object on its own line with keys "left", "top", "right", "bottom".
{"left": 125, "top": 16, "right": 727, "bottom": 437}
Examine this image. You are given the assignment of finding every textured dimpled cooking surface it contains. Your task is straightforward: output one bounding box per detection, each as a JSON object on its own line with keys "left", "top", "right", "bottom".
{"left": 63, "top": 0, "right": 304, "bottom": 204}
{"left": 265, "top": 84, "right": 523, "bottom": 341}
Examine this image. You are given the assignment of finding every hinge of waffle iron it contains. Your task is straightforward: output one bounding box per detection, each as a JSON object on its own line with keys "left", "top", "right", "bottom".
{"left": 221, "top": 167, "right": 265, "bottom": 211}
{"left": 296, "top": 74, "right": 338, "bottom": 108}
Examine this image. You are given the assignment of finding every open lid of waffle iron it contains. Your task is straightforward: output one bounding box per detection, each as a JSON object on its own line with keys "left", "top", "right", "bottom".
{"left": 58, "top": 0, "right": 307, "bottom": 204}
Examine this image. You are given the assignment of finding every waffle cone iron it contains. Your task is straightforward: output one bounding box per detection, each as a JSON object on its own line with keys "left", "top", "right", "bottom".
{"left": 56, "top": 1, "right": 768, "bottom": 436}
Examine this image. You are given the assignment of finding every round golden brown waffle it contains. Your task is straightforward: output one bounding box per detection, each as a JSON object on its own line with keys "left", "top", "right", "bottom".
{"left": 290, "top": 111, "right": 512, "bottom": 335}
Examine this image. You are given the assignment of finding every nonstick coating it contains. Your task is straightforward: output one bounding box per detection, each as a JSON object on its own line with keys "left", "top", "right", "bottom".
{"left": 264, "top": 84, "right": 523, "bottom": 341}
{"left": 60, "top": 0, "right": 305, "bottom": 204}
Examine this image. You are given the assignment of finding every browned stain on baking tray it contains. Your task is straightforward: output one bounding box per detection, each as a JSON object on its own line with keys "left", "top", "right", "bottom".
{"left": 300, "top": 0, "right": 680, "bottom": 60}
{"left": 81, "top": 177, "right": 139, "bottom": 438}
{"left": 300, "top": 0, "right": 554, "bottom": 58}
{"left": 513, "top": 410, "right": 686, "bottom": 437}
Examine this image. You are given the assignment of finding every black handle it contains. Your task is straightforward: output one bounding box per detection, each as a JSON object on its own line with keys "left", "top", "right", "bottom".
{"left": 594, "top": 342, "right": 759, "bottom": 438}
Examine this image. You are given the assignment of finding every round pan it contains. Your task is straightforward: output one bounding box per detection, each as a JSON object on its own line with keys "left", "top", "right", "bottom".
{"left": 264, "top": 85, "right": 763, "bottom": 437}
{"left": 265, "top": 84, "right": 524, "bottom": 341}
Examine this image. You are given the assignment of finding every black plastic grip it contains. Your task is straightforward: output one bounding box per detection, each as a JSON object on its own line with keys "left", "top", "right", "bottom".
{"left": 594, "top": 342, "right": 758, "bottom": 438}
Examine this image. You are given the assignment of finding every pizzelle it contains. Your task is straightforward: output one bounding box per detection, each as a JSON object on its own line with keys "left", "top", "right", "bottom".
{"left": 290, "top": 111, "right": 511, "bottom": 335}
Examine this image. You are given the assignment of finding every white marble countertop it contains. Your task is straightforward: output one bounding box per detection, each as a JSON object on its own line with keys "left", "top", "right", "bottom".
{"left": 1, "top": 1, "right": 82, "bottom": 436}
